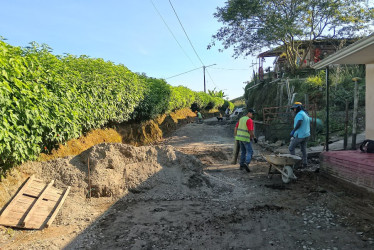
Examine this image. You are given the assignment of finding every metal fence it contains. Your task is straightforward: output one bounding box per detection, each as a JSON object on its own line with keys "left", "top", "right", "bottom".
{"left": 262, "top": 104, "right": 317, "bottom": 141}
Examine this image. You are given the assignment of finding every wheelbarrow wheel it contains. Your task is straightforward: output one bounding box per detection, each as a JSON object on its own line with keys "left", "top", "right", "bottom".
{"left": 281, "top": 166, "right": 294, "bottom": 184}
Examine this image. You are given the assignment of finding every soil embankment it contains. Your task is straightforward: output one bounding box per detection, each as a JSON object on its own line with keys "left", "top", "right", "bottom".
{"left": 1, "top": 117, "right": 374, "bottom": 249}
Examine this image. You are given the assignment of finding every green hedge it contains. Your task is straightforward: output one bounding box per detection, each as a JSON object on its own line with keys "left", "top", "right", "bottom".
{"left": 131, "top": 76, "right": 171, "bottom": 121}
{"left": 0, "top": 41, "right": 144, "bottom": 171}
{"left": 0, "top": 40, "right": 228, "bottom": 172}
{"left": 219, "top": 100, "right": 235, "bottom": 113}
{"left": 168, "top": 86, "right": 196, "bottom": 111}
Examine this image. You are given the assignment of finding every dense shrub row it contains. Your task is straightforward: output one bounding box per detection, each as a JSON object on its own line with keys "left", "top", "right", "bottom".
{"left": 0, "top": 41, "right": 229, "bottom": 172}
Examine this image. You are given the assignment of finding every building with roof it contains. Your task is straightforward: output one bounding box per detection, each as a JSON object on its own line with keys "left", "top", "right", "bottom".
{"left": 312, "top": 33, "right": 374, "bottom": 193}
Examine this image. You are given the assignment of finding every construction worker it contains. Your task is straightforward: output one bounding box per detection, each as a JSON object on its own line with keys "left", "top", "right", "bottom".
{"left": 234, "top": 108, "right": 257, "bottom": 172}
{"left": 289, "top": 102, "right": 310, "bottom": 168}
{"left": 196, "top": 110, "right": 203, "bottom": 123}
{"left": 225, "top": 107, "right": 231, "bottom": 120}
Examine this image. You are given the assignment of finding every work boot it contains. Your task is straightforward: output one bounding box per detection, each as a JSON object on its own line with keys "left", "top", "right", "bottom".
{"left": 244, "top": 163, "right": 250, "bottom": 173}
{"left": 239, "top": 164, "right": 245, "bottom": 170}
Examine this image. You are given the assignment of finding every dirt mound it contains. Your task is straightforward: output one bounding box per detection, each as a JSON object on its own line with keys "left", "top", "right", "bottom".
{"left": 0, "top": 142, "right": 214, "bottom": 249}
{"left": 18, "top": 143, "right": 204, "bottom": 200}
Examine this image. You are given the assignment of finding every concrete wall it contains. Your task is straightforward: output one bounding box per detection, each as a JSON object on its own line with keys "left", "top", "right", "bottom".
{"left": 366, "top": 64, "right": 374, "bottom": 140}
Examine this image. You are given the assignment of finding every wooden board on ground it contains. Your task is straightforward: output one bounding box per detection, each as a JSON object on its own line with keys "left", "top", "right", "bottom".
{"left": 0, "top": 175, "right": 70, "bottom": 230}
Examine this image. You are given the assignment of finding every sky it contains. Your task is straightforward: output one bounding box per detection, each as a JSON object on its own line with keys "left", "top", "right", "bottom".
{"left": 0, "top": 0, "right": 274, "bottom": 100}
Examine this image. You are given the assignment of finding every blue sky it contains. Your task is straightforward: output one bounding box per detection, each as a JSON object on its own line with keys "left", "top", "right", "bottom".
{"left": 0, "top": 0, "right": 273, "bottom": 100}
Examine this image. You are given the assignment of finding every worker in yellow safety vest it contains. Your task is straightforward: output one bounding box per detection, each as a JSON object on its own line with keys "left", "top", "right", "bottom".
{"left": 234, "top": 108, "right": 257, "bottom": 172}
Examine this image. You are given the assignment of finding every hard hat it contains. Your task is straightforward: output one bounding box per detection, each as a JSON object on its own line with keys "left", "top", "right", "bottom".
{"left": 291, "top": 102, "right": 302, "bottom": 109}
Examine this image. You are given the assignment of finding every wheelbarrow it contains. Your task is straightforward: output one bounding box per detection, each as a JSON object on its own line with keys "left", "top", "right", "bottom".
{"left": 263, "top": 154, "right": 302, "bottom": 183}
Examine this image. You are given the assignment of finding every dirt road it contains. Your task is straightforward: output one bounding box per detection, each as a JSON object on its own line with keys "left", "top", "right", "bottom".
{"left": 1, "top": 119, "right": 374, "bottom": 249}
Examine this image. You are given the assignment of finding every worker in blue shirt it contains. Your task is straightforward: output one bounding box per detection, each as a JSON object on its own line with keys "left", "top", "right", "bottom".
{"left": 289, "top": 102, "right": 310, "bottom": 168}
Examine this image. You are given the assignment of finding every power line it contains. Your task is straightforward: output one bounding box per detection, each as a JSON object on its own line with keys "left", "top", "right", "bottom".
{"left": 168, "top": 0, "right": 205, "bottom": 66}
{"left": 205, "top": 69, "right": 218, "bottom": 89}
{"left": 150, "top": 0, "right": 196, "bottom": 67}
{"left": 211, "top": 67, "right": 249, "bottom": 71}
{"left": 166, "top": 66, "right": 203, "bottom": 79}
{"left": 168, "top": 0, "right": 219, "bottom": 91}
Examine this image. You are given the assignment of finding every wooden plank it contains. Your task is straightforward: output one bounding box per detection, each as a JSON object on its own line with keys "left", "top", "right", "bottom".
{"left": 45, "top": 186, "right": 70, "bottom": 228}
{"left": 24, "top": 185, "right": 45, "bottom": 197}
{"left": 0, "top": 175, "right": 35, "bottom": 219}
{"left": 42, "top": 189, "right": 63, "bottom": 201}
{"left": 0, "top": 176, "right": 70, "bottom": 230}
{"left": 21, "top": 180, "right": 54, "bottom": 228}
{"left": 0, "top": 210, "right": 25, "bottom": 226}
{"left": 25, "top": 215, "right": 48, "bottom": 229}
{"left": 16, "top": 195, "right": 35, "bottom": 204}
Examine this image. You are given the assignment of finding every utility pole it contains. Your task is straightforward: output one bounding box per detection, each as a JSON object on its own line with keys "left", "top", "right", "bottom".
{"left": 203, "top": 63, "right": 216, "bottom": 92}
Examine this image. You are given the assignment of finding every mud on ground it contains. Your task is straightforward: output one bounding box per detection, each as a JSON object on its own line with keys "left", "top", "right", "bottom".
{"left": 1, "top": 119, "right": 374, "bottom": 249}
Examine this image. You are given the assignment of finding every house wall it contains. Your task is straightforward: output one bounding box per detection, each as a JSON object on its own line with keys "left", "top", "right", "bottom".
{"left": 367, "top": 64, "right": 374, "bottom": 140}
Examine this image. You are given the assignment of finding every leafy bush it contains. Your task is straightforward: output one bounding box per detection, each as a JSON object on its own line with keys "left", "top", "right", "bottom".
{"left": 168, "top": 86, "right": 196, "bottom": 111}
{"left": 219, "top": 100, "right": 234, "bottom": 113}
{"left": 205, "top": 97, "right": 224, "bottom": 110}
{"left": 131, "top": 76, "right": 171, "bottom": 121}
{"left": 0, "top": 41, "right": 144, "bottom": 172}
{"left": 305, "top": 70, "right": 325, "bottom": 88}
{"left": 329, "top": 65, "right": 366, "bottom": 110}
{"left": 194, "top": 91, "right": 211, "bottom": 109}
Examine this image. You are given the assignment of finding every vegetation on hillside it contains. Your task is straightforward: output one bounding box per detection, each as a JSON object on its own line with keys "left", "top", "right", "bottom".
{"left": 244, "top": 65, "right": 366, "bottom": 138}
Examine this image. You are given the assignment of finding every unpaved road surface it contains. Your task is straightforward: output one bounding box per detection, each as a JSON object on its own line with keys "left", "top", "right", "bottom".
{"left": 1, "top": 119, "right": 374, "bottom": 249}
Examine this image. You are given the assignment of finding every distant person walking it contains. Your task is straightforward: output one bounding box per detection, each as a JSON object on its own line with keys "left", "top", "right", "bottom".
{"left": 225, "top": 107, "right": 231, "bottom": 120}
{"left": 234, "top": 108, "right": 257, "bottom": 172}
{"left": 289, "top": 102, "right": 310, "bottom": 168}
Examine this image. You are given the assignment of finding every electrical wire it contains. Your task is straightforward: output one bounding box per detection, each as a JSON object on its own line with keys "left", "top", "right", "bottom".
{"left": 168, "top": 0, "right": 205, "bottom": 67}
{"left": 166, "top": 66, "right": 203, "bottom": 79}
{"left": 211, "top": 67, "right": 249, "bottom": 71}
{"left": 205, "top": 69, "right": 218, "bottom": 88}
{"left": 167, "top": 1, "right": 219, "bottom": 90}
{"left": 150, "top": 0, "right": 196, "bottom": 67}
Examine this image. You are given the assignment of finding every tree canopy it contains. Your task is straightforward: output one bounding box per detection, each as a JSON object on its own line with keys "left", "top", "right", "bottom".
{"left": 209, "top": 0, "right": 373, "bottom": 72}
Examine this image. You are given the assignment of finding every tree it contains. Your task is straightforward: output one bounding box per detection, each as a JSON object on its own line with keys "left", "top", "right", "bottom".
{"left": 209, "top": 0, "right": 373, "bottom": 73}
{"left": 208, "top": 88, "right": 227, "bottom": 98}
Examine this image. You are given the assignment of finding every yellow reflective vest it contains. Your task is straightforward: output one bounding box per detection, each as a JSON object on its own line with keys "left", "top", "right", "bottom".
{"left": 235, "top": 116, "right": 251, "bottom": 142}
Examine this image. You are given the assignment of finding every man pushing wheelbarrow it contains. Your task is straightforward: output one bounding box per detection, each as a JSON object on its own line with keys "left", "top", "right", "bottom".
{"left": 289, "top": 102, "right": 310, "bottom": 169}
{"left": 264, "top": 102, "right": 310, "bottom": 183}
